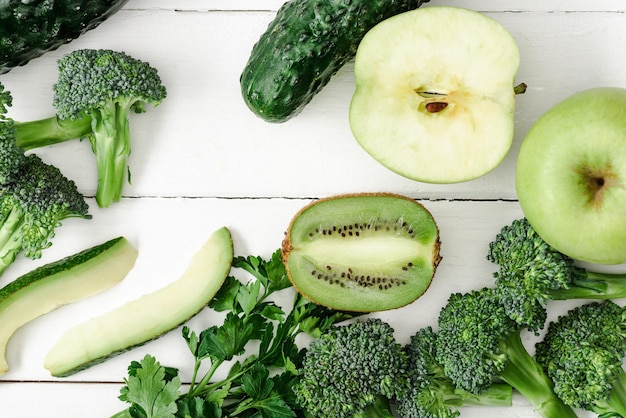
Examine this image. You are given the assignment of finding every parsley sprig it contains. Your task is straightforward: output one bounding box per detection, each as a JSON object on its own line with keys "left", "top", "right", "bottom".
{"left": 113, "top": 249, "right": 357, "bottom": 418}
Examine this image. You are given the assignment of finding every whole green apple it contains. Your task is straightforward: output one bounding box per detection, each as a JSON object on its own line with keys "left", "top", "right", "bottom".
{"left": 517, "top": 87, "right": 626, "bottom": 264}
{"left": 349, "top": 6, "right": 522, "bottom": 183}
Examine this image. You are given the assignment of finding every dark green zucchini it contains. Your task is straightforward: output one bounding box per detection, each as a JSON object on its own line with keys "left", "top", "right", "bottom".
{"left": 240, "top": 0, "right": 430, "bottom": 123}
{"left": 0, "top": 0, "right": 128, "bottom": 74}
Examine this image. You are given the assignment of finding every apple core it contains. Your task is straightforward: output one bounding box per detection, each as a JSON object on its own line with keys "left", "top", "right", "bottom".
{"left": 349, "top": 6, "right": 521, "bottom": 184}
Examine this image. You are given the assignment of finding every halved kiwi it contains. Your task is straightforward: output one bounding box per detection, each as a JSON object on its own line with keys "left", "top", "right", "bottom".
{"left": 281, "top": 193, "right": 441, "bottom": 312}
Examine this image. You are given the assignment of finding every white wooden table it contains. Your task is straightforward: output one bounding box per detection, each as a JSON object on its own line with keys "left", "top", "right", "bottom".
{"left": 1, "top": 1, "right": 624, "bottom": 416}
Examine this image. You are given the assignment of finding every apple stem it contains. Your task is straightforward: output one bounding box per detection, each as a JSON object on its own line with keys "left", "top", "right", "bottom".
{"left": 514, "top": 83, "right": 528, "bottom": 95}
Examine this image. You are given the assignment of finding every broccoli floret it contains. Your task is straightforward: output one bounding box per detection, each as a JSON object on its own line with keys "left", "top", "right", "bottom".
{"left": 396, "top": 326, "right": 513, "bottom": 418}
{"left": 487, "top": 218, "right": 626, "bottom": 332}
{"left": 536, "top": 301, "right": 626, "bottom": 417}
{"left": 0, "top": 83, "right": 12, "bottom": 116}
{"left": 435, "top": 287, "right": 577, "bottom": 418}
{"left": 0, "top": 82, "right": 90, "bottom": 276}
{"left": 293, "top": 317, "right": 408, "bottom": 418}
{"left": 0, "top": 153, "right": 91, "bottom": 274}
{"left": 0, "top": 88, "right": 23, "bottom": 184}
{"left": 13, "top": 48, "right": 166, "bottom": 208}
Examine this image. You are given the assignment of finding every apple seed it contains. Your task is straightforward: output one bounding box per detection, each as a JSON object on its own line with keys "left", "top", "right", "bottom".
{"left": 425, "top": 102, "right": 448, "bottom": 113}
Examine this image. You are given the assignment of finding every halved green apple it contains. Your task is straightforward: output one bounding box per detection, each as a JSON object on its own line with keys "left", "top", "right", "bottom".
{"left": 349, "top": 6, "right": 522, "bottom": 183}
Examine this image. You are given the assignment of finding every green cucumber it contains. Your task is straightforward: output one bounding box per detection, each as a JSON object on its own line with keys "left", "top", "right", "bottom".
{"left": 44, "top": 227, "right": 234, "bottom": 377}
{"left": 240, "top": 0, "right": 430, "bottom": 123}
{"left": 0, "top": 236, "right": 138, "bottom": 376}
{"left": 0, "top": 0, "right": 128, "bottom": 74}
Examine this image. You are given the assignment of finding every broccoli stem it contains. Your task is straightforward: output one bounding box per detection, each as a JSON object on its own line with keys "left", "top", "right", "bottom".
{"left": 13, "top": 115, "right": 93, "bottom": 150}
{"left": 452, "top": 383, "right": 513, "bottom": 407}
{"left": 89, "top": 100, "right": 133, "bottom": 208}
{"left": 0, "top": 208, "right": 24, "bottom": 275}
{"left": 497, "top": 331, "right": 577, "bottom": 418}
{"left": 594, "top": 369, "right": 626, "bottom": 417}
{"left": 549, "top": 270, "right": 626, "bottom": 300}
{"left": 354, "top": 395, "right": 395, "bottom": 418}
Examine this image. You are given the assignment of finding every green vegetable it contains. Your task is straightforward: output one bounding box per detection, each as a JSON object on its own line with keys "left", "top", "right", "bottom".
{"left": 435, "top": 287, "right": 577, "bottom": 418}
{"left": 0, "top": 236, "right": 138, "bottom": 376}
{"left": 293, "top": 317, "right": 408, "bottom": 418}
{"left": 44, "top": 227, "right": 233, "bottom": 377}
{"left": 0, "top": 83, "right": 91, "bottom": 277}
{"left": 13, "top": 48, "right": 167, "bottom": 208}
{"left": 240, "top": 0, "right": 430, "bottom": 122}
{"left": 0, "top": 84, "right": 24, "bottom": 184}
{"left": 396, "top": 326, "right": 513, "bottom": 418}
{"left": 487, "top": 218, "right": 626, "bottom": 332}
{"left": 118, "top": 355, "right": 181, "bottom": 418}
{"left": 0, "top": 0, "right": 128, "bottom": 74}
{"left": 113, "top": 249, "right": 357, "bottom": 418}
{"left": 536, "top": 301, "right": 626, "bottom": 417}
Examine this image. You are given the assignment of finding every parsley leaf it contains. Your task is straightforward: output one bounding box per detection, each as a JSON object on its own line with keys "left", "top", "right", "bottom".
{"left": 208, "top": 276, "right": 241, "bottom": 312}
{"left": 116, "top": 249, "right": 358, "bottom": 418}
{"left": 232, "top": 250, "right": 291, "bottom": 295}
{"left": 241, "top": 363, "right": 274, "bottom": 401}
{"left": 119, "top": 354, "right": 181, "bottom": 418}
{"left": 236, "top": 278, "right": 261, "bottom": 316}
{"left": 229, "top": 364, "right": 295, "bottom": 418}
{"left": 175, "top": 397, "right": 221, "bottom": 418}
{"left": 197, "top": 312, "right": 266, "bottom": 362}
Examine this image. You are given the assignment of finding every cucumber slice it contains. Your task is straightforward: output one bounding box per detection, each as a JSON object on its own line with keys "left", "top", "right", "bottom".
{"left": 0, "top": 236, "right": 138, "bottom": 376}
{"left": 44, "top": 226, "right": 233, "bottom": 377}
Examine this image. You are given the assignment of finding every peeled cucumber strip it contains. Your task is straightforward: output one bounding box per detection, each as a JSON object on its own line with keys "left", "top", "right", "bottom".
{"left": 44, "top": 227, "right": 233, "bottom": 377}
{"left": 0, "top": 236, "right": 138, "bottom": 376}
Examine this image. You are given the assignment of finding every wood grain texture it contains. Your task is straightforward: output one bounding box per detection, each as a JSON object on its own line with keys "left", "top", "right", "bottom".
{"left": 0, "top": 0, "right": 623, "bottom": 416}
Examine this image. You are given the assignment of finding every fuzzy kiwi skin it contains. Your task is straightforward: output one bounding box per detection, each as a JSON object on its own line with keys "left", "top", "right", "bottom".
{"left": 282, "top": 192, "right": 442, "bottom": 312}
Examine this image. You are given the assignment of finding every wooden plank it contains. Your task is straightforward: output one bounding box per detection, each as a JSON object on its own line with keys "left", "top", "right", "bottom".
{"left": 0, "top": 197, "right": 597, "bottom": 416}
{"left": 1, "top": 8, "right": 624, "bottom": 200}
{"left": 1, "top": 380, "right": 592, "bottom": 418}
{"left": 124, "top": 0, "right": 626, "bottom": 13}
{"left": 0, "top": 2, "right": 623, "bottom": 417}
{"left": 0, "top": 198, "right": 591, "bottom": 381}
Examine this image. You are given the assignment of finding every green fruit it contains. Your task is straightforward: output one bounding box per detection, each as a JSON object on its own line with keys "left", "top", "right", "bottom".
{"left": 0, "top": 0, "right": 128, "bottom": 74}
{"left": 44, "top": 227, "right": 233, "bottom": 377}
{"left": 282, "top": 193, "right": 441, "bottom": 312}
{"left": 0, "top": 236, "right": 138, "bottom": 376}
{"left": 240, "top": 0, "right": 429, "bottom": 123}
{"left": 517, "top": 87, "right": 626, "bottom": 265}
{"left": 349, "top": 6, "right": 521, "bottom": 183}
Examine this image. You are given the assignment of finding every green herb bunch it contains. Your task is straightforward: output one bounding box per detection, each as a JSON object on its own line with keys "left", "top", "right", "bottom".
{"left": 113, "top": 249, "right": 356, "bottom": 418}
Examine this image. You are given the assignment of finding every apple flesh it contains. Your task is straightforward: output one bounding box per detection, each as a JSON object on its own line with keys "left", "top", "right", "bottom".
{"left": 517, "top": 87, "right": 626, "bottom": 265}
{"left": 349, "top": 6, "right": 521, "bottom": 184}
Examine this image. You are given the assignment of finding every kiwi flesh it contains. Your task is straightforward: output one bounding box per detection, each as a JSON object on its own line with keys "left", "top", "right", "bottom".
{"left": 282, "top": 193, "right": 441, "bottom": 312}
